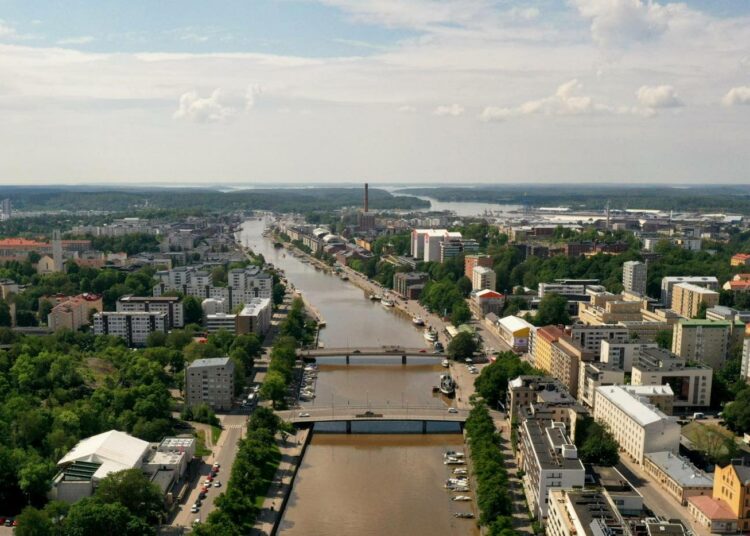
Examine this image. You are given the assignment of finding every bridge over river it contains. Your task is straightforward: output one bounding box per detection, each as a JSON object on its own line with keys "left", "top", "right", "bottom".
{"left": 297, "top": 346, "right": 446, "bottom": 363}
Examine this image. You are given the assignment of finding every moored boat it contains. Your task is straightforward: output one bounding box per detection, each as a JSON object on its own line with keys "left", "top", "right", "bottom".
{"left": 412, "top": 316, "right": 425, "bottom": 326}
{"left": 439, "top": 374, "right": 456, "bottom": 397}
{"left": 424, "top": 328, "right": 438, "bottom": 342}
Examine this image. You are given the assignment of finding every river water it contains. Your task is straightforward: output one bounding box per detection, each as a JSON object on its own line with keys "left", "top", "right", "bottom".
{"left": 237, "top": 218, "right": 478, "bottom": 536}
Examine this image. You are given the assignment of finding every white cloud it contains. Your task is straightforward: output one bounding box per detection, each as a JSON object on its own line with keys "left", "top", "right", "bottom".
{"left": 479, "top": 106, "right": 512, "bottom": 122}
{"left": 722, "top": 86, "right": 750, "bottom": 106}
{"left": 433, "top": 104, "right": 464, "bottom": 116}
{"left": 570, "top": 0, "right": 687, "bottom": 47}
{"left": 0, "top": 20, "right": 18, "bottom": 39}
{"left": 521, "top": 79, "right": 610, "bottom": 116}
{"left": 245, "top": 84, "right": 262, "bottom": 111}
{"left": 173, "top": 89, "right": 235, "bottom": 123}
{"left": 57, "top": 36, "right": 95, "bottom": 46}
{"left": 636, "top": 85, "right": 683, "bottom": 108}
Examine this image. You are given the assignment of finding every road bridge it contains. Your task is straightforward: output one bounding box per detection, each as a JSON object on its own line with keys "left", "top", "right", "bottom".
{"left": 276, "top": 406, "right": 467, "bottom": 433}
{"left": 297, "top": 347, "right": 446, "bottom": 364}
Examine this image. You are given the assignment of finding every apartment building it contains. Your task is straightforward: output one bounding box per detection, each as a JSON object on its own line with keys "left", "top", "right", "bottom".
{"left": 661, "top": 276, "right": 719, "bottom": 307}
{"left": 578, "top": 294, "right": 642, "bottom": 326}
{"left": 547, "top": 489, "right": 627, "bottom": 536}
{"left": 631, "top": 347, "right": 712, "bottom": 409}
{"left": 531, "top": 325, "right": 566, "bottom": 373}
{"left": 671, "top": 282, "right": 719, "bottom": 318}
{"left": 393, "top": 272, "right": 429, "bottom": 299}
{"left": 643, "top": 451, "right": 713, "bottom": 506}
{"left": 672, "top": 318, "right": 732, "bottom": 369}
{"left": 236, "top": 298, "right": 272, "bottom": 336}
{"left": 519, "top": 419, "right": 585, "bottom": 519}
{"left": 93, "top": 311, "right": 168, "bottom": 347}
{"left": 688, "top": 459, "right": 750, "bottom": 534}
{"left": 507, "top": 375, "right": 586, "bottom": 436}
{"left": 464, "top": 254, "right": 492, "bottom": 279}
{"left": 593, "top": 385, "right": 681, "bottom": 464}
{"left": 205, "top": 313, "right": 237, "bottom": 334}
{"left": 47, "top": 293, "right": 103, "bottom": 331}
{"left": 117, "top": 295, "right": 184, "bottom": 329}
{"left": 623, "top": 260, "right": 647, "bottom": 295}
{"left": 578, "top": 362, "right": 625, "bottom": 409}
{"left": 567, "top": 324, "right": 628, "bottom": 355}
{"left": 185, "top": 357, "right": 235, "bottom": 411}
{"left": 600, "top": 340, "right": 658, "bottom": 372}
{"left": 471, "top": 290, "right": 505, "bottom": 318}
{"left": 471, "top": 266, "right": 496, "bottom": 291}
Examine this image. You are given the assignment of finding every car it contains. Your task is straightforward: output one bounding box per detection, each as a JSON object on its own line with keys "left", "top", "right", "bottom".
{"left": 190, "top": 506, "right": 199, "bottom": 513}
{"left": 3, "top": 518, "right": 11, "bottom": 526}
{"left": 214, "top": 481, "right": 222, "bottom": 488}
{"left": 204, "top": 480, "right": 212, "bottom": 486}
{"left": 298, "top": 412, "right": 311, "bottom": 418}
{"left": 213, "top": 462, "right": 221, "bottom": 468}
{"left": 448, "top": 407, "right": 459, "bottom": 414}
{"left": 0, "top": 518, "right": 5, "bottom": 525}
{"left": 465, "top": 358, "right": 473, "bottom": 364}
{"left": 419, "top": 349, "right": 426, "bottom": 353}
{"left": 193, "top": 518, "right": 201, "bottom": 526}
{"left": 12, "top": 520, "right": 17, "bottom": 527}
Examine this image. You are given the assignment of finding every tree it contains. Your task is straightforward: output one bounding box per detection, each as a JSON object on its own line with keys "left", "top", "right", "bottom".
{"left": 272, "top": 283, "right": 285, "bottom": 306}
{"left": 0, "top": 300, "right": 12, "bottom": 327}
{"left": 457, "top": 276, "right": 473, "bottom": 297}
{"left": 146, "top": 331, "right": 168, "bottom": 347}
{"left": 260, "top": 371, "right": 287, "bottom": 409}
{"left": 447, "top": 332, "right": 478, "bottom": 360}
{"left": 473, "top": 352, "right": 539, "bottom": 408}
{"left": 208, "top": 329, "right": 235, "bottom": 353}
{"left": 94, "top": 469, "right": 165, "bottom": 523}
{"left": 14, "top": 506, "right": 53, "bottom": 536}
{"left": 690, "top": 424, "right": 740, "bottom": 466}
{"left": 534, "top": 293, "right": 570, "bottom": 326}
{"left": 450, "top": 301, "right": 471, "bottom": 327}
{"left": 183, "top": 295, "right": 204, "bottom": 325}
{"left": 576, "top": 421, "right": 619, "bottom": 466}
{"left": 63, "top": 498, "right": 155, "bottom": 536}
{"left": 655, "top": 330, "right": 672, "bottom": 349}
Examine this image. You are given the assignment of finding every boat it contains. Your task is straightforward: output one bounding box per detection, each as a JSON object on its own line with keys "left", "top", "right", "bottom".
{"left": 412, "top": 316, "right": 425, "bottom": 326}
{"left": 369, "top": 293, "right": 382, "bottom": 301}
{"left": 452, "top": 468, "right": 467, "bottom": 475}
{"left": 452, "top": 496, "right": 472, "bottom": 501}
{"left": 441, "top": 359, "right": 450, "bottom": 368}
{"left": 424, "top": 329, "right": 438, "bottom": 342}
{"left": 439, "top": 374, "right": 456, "bottom": 397}
{"left": 381, "top": 298, "right": 395, "bottom": 308}
{"left": 454, "top": 513, "right": 474, "bottom": 519}
{"left": 340, "top": 274, "right": 349, "bottom": 281}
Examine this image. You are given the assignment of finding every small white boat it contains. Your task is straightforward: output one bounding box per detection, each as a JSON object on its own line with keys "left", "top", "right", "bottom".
{"left": 424, "top": 329, "right": 438, "bottom": 342}
{"left": 369, "top": 294, "right": 382, "bottom": 301}
{"left": 412, "top": 316, "right": 425, "bottom": 326}
{"left": 441, "top": 359, "right": 450, "bottom": 368}
{"left": 452, "top": 468, "right": 467, "bottom": 475}
{"left": 381, "top": 298, "right": 395, "bottom": 308}
{"left": 444, "top": 458, "right": 465, "bottom": 465}
{"left": 452, "top": 496, "right": 472, "bottom": 501}
{"left": 454, "top": 512, "right": 474, "bottom": 519}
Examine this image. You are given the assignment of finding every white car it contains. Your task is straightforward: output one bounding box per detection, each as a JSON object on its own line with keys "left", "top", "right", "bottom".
{"left": 298, "top": 412, "right": 311, "bottom": 418}
{"left": 190, "top": 506, "right": 199, "bottom": 513}
{"left": 214, "top": 481, "right": 222, "bottom": 488}
{"left": 448, "top": 407, "right": 459, "bottom": 414}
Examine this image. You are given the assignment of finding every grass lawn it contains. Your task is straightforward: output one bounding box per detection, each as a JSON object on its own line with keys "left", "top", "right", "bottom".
{"left": 252, "top": 444, "right": 282, "bottom": 508}
{"left": 194, "top": 430, "right": 212, "bottom": 457}
{"left": 682, "top": 421, "right": 740, "bottom": 461}
{"left": 212, "top": 425, "right": 223, "bottom": 445}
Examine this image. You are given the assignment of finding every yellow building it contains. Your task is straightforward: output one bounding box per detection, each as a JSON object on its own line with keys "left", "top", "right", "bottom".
{"left": 671, "top": 282, "right": 719, "bottom": 319}
{"left": 715, "top": 461, "right": 750, "bottom": 529}
{"left": 532, "top": 325, "right": 565, "bottom": 373}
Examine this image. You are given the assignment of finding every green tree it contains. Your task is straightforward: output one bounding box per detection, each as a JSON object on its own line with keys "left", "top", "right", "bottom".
{"left": 723, "top": 388, "right": 750, "bottom": 434}
{"left": 183, "top": 296, "right": 204, "bottom": 325}
{"left": 534, "top": 293, "right": 570, "bottom": 326}
{"left": 272, "top": 283, "right": 286, "bottom": 306}
{"left": 447, "top": 332, "right": 478, "bottom": 360}
{"left": 63, "top": 498, "right": 155, "bottom": 536}
{"left": 576, "top": 420, "right": 619, "bottom": 466}
{"left": 474, "top": 352, "right": 539, "bottom": 408}
{"left": 457, "top": 276, "right": 473, "bottom": 297}
{"left": 146, "top": 331, "right": 168, "bottom": 347}
{"left": 94, "top": 469, "right": 165, "bottom": 523}
{"left": 0, "top": 300, "right": 13, "bottom": 327}
{"left": 14, "top": 506, "right": 53, "bottom": 536}
{"left": 450, "top": 301, "right": 471, "bottom": 327}
{"left": 260, "top": 371, "right": 287, "bottom": 409}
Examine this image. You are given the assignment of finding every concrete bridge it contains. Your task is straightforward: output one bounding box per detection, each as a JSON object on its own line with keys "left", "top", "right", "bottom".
{"left": 276, "top": 406, "right": 468, "bottom": 433}
{"left": 297, "top": 347, "right": 446, "bottom": 364}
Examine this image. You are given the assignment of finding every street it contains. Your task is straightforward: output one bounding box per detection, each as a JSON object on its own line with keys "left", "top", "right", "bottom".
{"left": 171, "top": 414, "right": 248, "bottom": 529}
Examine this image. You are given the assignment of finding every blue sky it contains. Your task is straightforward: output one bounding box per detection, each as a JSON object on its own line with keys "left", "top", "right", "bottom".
{"left": 0, "top": 0, "right": 748, "bottom": 184}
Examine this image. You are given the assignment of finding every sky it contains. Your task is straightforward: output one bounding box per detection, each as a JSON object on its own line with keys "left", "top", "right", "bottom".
{"left": 0, "top": 0, "right": 749, "bottom": 185}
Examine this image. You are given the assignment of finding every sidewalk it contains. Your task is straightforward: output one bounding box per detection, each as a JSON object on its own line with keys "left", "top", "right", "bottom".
{"left": 494, "top": 419, "right": 534, "bottom": 535}
{"left": 251, "top": 427, "right": 310, "bottom": 536}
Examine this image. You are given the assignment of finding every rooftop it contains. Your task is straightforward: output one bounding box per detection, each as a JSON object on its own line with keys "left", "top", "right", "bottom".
{"left": 645, "top": 451, "right": 713, "bottom": 488}
{"left": 674, "top": 282, "right": 719, "bottom": 294}
{"left": 596, "top": 385, "right": 674, "bottom": 427}
{"left": 550, "top": 489, "right": 626, "bottom": 536}
{"left": 687, "top": 496, "right": 736, "bottom": 520}
{"left": 497, "top": 315, "right": 533, "bottom": 333}
{"left": 677, "top": 318, "right": 731, "bottom": 327}
{"left": 188, "top": 357, "right": 232, "bottom": 368}
{"left": 57, "top": 430, "right": 150, "bottom": 482}
{"left": 523, "top": 419, "right": 583, "bottom": 471}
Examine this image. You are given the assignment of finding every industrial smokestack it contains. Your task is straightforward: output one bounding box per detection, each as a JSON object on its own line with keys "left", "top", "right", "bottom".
{"left": 364, "top": 182, "right": 369, "bottom": 212}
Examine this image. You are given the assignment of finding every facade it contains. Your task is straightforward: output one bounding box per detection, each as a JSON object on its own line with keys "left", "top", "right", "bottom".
{"left": 201, "top": 297, "right": 227, "bottom": 315}
{"left": 93, "top": 311, "right": 168, "bottom": 346}
{"left": 47, "top": 293, "right": 103, "bottom": 331}
{"left": 670, "top": 282, "right": 719, "bottom": 318}
{"left": 494, "top": 315, "right": 534, "bottom": 352}
{"left": 593, "top": 385, "right": 681, "bottom": 464}
{"left": 567, "top": 324, "right": 628, "bottom": 355}
{"left": 507, "top": 376, "right": 582, "bottom": 427}
{"left": 547, "top": 489, "right": 627, "bottom": 536}
{"left": 464, "top": 254, "right": 492, "bottom": 279}
{"left": 731, "top": 253, "right": 750, "bottom": 267}
{"left": 117, "top": 295, "right": 184, "bottom": 329}
{"left": 205, "top": 313, "right": 237, "bottom": 334}
{"left": 185, "top": 357, "right": 235, "bottom": 411}
{"left": 623, "top": 260, "right": 647, "bottom": 295}
{"left": 519, "top": 419, "right": 585, "bottom": 519}
{"left": 742, "top": 338, "right": 750, "bottom": 383}
{"left": 643, "top": 451, "right": 713, "bottom": 505}
{"left": 393, "top": 271, "right": 429, "bottom": 300}
{"left": 471, "top": 266, "right": 496, "bottom": 291}
{"left": 471, "top": 289, "right": 505, "bottom": 318}
{"left": 631, "top": 347, "right": 712, "bottom": 408}
{"left": 577, "top": 362, "right": 625, "bottom": 409}
{"left": 672, "top": 318, "right": 732, "bottom": 369}
{"left": 712, "top": 460, "right": 750, "bottom": 531}
{"left": 661, "top": 276, "right": 719, "bottom": 307}
{"left": 236, "top": 298, "right": 272, "bottom": 336}
{"left": 687, "top": 495, "right": 738, "bottom": 534}
{"left": 600, "top": 340, "right": 658, "bottom": 372}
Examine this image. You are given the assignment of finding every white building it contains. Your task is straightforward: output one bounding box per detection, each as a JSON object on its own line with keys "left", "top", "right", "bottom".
{"left": 547, "top": 489, "right": 627, "bottom": 536}
{"left": 623, "top": 260, "right": 647, "bottom": 295}
{"left": 185, "top": 357, "right": 235, "bottom": 411}
{"left": 201, "top": 297, "right": 227, "bottom": 316}
{"left": 519, "top": 419, "right": 585, "bottom": 519}
{"left": 578, "top": 361, "right": 625, "bottom": 409}
{"left": 593, "top": 385, "right": 681, "bottom": 464}
{"left": 117, "top": 295, "right": 184, "bottom": 329}
{"left": 205, "top": 313, "right": 237, "bottom": 334}
{"left": 568, "top": 324, "right": 629, "bottom": 355}
{"left": 93, "top": 311, "right": 168, "bottom": 347}
{"left": 236, "top": 298, "right": 272, "bottom": 336}
{"left": 472, "top": 266, "right": 496, "bottom": 291}
{"left": 600, "top": 340, "right": 658, "bottom": 372}
{"left": 631, "top": 347, "right": 713, "bottom": 408}
{"left": 50, "top": 430, "right": 151, "bottom": 503}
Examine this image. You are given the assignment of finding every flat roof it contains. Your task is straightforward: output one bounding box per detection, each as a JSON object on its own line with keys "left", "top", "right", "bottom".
{"left": 188, "top": 357, "right": 232, "bottom": 368}
{"left": 596, "top": 385, "right": 673, "bottom": 426}
{"left": 645, "top": 451, "right": 712, "bottom": 488}
{"left": 523, "top": 419, "right": 583, "bottom": 471}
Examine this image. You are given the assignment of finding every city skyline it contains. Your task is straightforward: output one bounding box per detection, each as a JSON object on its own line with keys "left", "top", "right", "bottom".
{"left": 0, "top": 0, "right": 748, "bottom": 184}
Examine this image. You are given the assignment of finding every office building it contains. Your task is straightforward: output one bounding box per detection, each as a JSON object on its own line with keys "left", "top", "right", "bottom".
{"left": 593, "top": 385, "right": 680, "bottom": 464}
{"left": 600, "top": 340, "right": 658, "bottom": 372}
{"left": 393, "top": 272, "right": 429, "bottom": 299}
{"left": 643, "top": 451, "right": 713, "bottom": 505}
{"left": 464, "top": 254, "right": 492, "bottom": 279}
{"left": 631, "top": 347, "right": 712, "bottom": 408}
{"left": 519, "top": 419, "right": 585, "bottom": 519}
{"left": 623, "top": 260, "right": 647, "bottom": 295}
{"left": 205, "top": 313, "right": 237, "bottom": 334}
{"left": 471, "top": 266, "right": 496, "bottom": 291}
{"left": 661, "top": 276, "right": 719, "bottom": 307}
{"left": 578, "top": 362, "right": 625, "bottom": 409}
{"left": 185, "top": 357, "right": 235, "bottom": 411}
{"left": 672, "top": 319, "right": 732, "bottom": 369}
{"left": 671, "top": 282, "right": 719, "bottom": 318}
{"left": 117, "top": 295, "right": 184, "bottom": 329}
{"left": 93, "top": 311, "right": 168, "bottom": 347}
{"left": 568, "top": 324, "right": 628, "bottom": 355}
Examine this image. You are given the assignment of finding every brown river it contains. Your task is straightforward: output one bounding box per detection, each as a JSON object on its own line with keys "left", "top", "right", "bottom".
{"left": 238, "top": 218, "right": 478, "bottom": 536}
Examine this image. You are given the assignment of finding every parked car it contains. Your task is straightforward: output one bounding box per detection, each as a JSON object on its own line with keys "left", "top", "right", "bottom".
{"left": 190, "top": 506, "right": 199, "bottom": 513}
{"left": 448, "top": 407, "right": 459, "bottom": 414}
{"left": 214, "top": 481, "right": 222, "bottom": 488}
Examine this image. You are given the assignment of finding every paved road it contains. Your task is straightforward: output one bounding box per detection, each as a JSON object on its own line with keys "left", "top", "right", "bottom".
{"left": 172, "top": 414, "right": 248, "bottom": 529}
{"left": 277, "top": 405, "right": 468, "bottom": 423}
{"left": 616, "top": 457, "right": 699, "bottom": 532}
